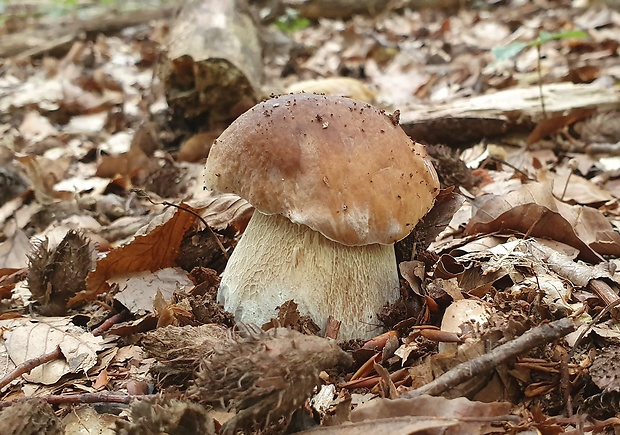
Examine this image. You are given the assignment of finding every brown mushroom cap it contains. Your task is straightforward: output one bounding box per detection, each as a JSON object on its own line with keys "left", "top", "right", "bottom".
{"left": 204, "top": 93, "right": 440, "bottom": 246}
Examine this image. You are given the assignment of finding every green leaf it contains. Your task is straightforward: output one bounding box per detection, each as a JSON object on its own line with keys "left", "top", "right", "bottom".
{"left": 529, "top": 30, "right": 588, "bottom": 47}
{"left": 275, "top": 8, "right": 310, "bottom": 33}
{"left": 492, "top": 42, "right": 528, "bottom": 60}
{"left": 492, "top": 29, "right": 588, "bottom": 60}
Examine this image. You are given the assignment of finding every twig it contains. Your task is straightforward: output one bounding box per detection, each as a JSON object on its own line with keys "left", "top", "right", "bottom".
{"left": 0, "top": 392, "right": 172, "bottom": 409}
{"left": 0, "top": 346, "right": 62, "bottom": 390}
{"left": 558, "top": 345, "right": 572, "bottom": 417}
{"left": 588, "top": 279, "right": 620, "bottom": 319}
{"left": 92, "top": 310, "right": 130, "bottom": 336}
{"left": 401, "top": 317, "right": 576, "bottom": 398}
{"left": 536, "top": 44, "right": 548, "bottom": 119}
{"left": 131, "top": 189, "right": 229, "bottom": 260}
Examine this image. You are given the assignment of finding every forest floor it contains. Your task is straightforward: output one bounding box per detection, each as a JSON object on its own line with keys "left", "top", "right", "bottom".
{"left": 1, "top": 0, "right": 620, "bottom": 433}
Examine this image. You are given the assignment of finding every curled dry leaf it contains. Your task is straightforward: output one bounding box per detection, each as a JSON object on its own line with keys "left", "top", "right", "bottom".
{"left": 76, "top": 204, "right": 198, "bottom": 307}
{"left": 465, "top": 182, "right": 620, "bottom": 262}
{"left": 529, "top": 240, "right": 615, "bottom": 287}
{"left": 527, "top": 107, "right": 596, "bottom": 145}
{"left": 1, "top": 317, "right": 111, "bottom": 384}
{"left": 188, "top": 193, "right": 254, "bottom": 231}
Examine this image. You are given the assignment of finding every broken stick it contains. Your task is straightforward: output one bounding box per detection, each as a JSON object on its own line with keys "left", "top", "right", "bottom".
{"left": 402, "top": 317, "right": 576, "bottom": 398}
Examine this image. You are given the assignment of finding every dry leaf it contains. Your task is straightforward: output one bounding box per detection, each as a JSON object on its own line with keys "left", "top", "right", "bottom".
{"left": 74, "top": 204, "right": 198, "bottom": 306}
{"left": 18, "top": 111, "right": 58, "bottom": 142}
{"left": 113, "top": 267, "right": 193, "bottom": 315}
{"left": 1, "top": 317, "right": 110, "bottom": 384}
{"left": 299, "top": 416, "right": 458, "bottom": 434}
{"left": 189, "top": 193, "right": 254, "bottom": 231}
{"left": 465, "top": 182, "right": 620, "bottom": 262}
{"left": 16, "top": 155, "right": 72, "bottom": 203}
{"left": 177, "top": 131, "right": 219, "bottom": 163}
{"left": 62, "top": 405, "right": 119, "bottom": 434}
{"left": 0, "top": 220, "right": 30, "bottom": 269}
{"left": 527, "top": 107, "right": 595, "bottom": 145}
{"left": 542, "top": 168, "right": 614, "bottom": 204}
{"left": 350, "top": 396, "right": 512, "bottom": 435}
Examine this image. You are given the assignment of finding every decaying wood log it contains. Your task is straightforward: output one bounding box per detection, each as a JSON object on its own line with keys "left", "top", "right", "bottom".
{"left": 157, "top": 0, "right": 263, "bottom": 126}
{"left": 253, "top": 0, "right": 462, "bottom": 22}
{"left": 282, "top": 0, "right": 390, "bottom": 19}
{"left": 400, "top": 83, "right": 620, "bottom": 145}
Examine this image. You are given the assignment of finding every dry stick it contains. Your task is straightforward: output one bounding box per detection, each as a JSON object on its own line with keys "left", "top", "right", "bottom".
{"left": 536, "top": 44, "right": 548, "bottom": 119}
{"left": 92, "top": 310, "right": 130, "bottom": 336}
{"left": 0, "top": 392, "right": 168, "bottom": 409}
{"left": 0, "top": 346, "right": 62, "bottom": 390}
{"left": 558, "top": 346, "right": 573, "bottom": 418}
{"left": 588, "top": 279, "right": 620, "bottom": 319}
{"left": 131, "top": 189, "right": 229, "bottom": 260}
{"left": 401, "top": 317, "right": 576, "bottom": 399}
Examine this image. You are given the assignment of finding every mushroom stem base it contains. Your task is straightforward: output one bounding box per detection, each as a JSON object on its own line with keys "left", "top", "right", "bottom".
{"left": 218, "top": 211, "right": 400, "bottom": 340}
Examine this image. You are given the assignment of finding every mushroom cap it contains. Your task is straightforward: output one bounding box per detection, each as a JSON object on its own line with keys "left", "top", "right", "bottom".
{"left": 204, "top": 93, "right": 440, "bottom": 246}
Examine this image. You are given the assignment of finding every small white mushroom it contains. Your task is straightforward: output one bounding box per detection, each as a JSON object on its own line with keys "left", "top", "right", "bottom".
{"left": 439, "top": 299, "right": 492, "bottom": 353}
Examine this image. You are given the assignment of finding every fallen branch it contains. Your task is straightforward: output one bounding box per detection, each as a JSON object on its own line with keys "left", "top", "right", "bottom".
{"left": 92, "top": 310, "right": 130, "bottom": 336}
{"left": 0, "top": 346, "right": 62, "bottom": 391}
{"left": 400, "top": 83, "right": 620, "bottom": 144}
{"left": 0, "top": 392, "right": 167, "bottom": 409}
{"left": 401, "top": 317, "right": 576, "bottom": 398}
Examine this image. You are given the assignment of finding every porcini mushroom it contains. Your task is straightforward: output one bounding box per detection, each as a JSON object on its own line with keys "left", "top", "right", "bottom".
{"left": 204, "top": 93, "right": 439, "bottom": 340}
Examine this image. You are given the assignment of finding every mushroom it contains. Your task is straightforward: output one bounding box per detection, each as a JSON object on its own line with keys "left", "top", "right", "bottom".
{"left": 204, "top": 93, "right": 439, "bottom": 340}
{"left": 438, "top": 299, "right": 493, "bottom": 354}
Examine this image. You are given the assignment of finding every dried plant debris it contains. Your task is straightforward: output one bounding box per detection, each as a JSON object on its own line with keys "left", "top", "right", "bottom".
{"left": 262, "top": 300, "right": 321, "bottom": 336}
{"left": 584, "top": 345, "right": 620, "bottom": 418}
{"left": 186, "top": 268, "right": 235, "bottom": 325}
{"left": 191, "top": 326, "right": 352, "bottom": 434}
{"left": 589, "top": 346, "right": 620, "bottom": 393}
{"left": 579, "top": 111, "right": 620, "bottom": 146}
{"left": 0, "top": 163, "right": 29, "bottom": 206}
{"left": 0, "top": 399, "right": 63, "bottom": 435}
{"left": 142, "top": 324, "right": 229, "bottom": 386}
{"left": 426, "top": 144, "right": 477, "bottom": 190}
{"left": 176, "top": 229, "right": 230, "bottom": 273}
{"left": 114, "top": 398, "right": 214, "bottom": 435}
{"left": 27, "top": 230, "right": 93, "bottom": 315}
{"left": 141, "top": 158, "right": 187, "bottom": 199}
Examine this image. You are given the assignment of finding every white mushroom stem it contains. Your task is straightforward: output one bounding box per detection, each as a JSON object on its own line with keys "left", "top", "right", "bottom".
{"left": 218, "top": 211, "right": 401, "bottom": 340}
